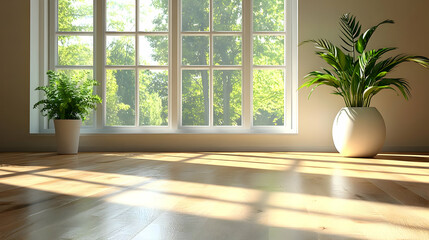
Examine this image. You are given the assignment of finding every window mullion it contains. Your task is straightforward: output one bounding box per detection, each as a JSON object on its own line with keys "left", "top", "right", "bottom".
{"left": 172, "top": 0, "right": 179, "bottom": 129}
{"left": 55, "top": 65, "right": 94, "bottom": 69}
{"left": 283, "top": 0, "right": 289, "bottom": 130}
{"left": 209, "top": 0, "right": 213, "bottom": 127}
{"left": 48, "top": 0, "right": 57, "bottom": 130}
{"left": 288, "top": 0, "right": 298, "bottom": 132}
{"left": 242, "top": 0, "right": 251, "bottom": 129}
{"left": 50, "top": 0, "right": 57, "bottom": 69}
{"left": 95, "top": 0, "right": 105, "bottom": 128}
{"left": 135, "top": 0, "right": 139, "bottom": 127}
{"left": 55, "top": 31, "right": 94, "bottom": 36}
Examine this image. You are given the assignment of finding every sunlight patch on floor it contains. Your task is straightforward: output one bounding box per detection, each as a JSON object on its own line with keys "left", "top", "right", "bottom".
{"left": 2, "top": 152, "right": 429, "bottom": 239}
{"left": 103, "top": 179, "right": 429, "bottom": 239}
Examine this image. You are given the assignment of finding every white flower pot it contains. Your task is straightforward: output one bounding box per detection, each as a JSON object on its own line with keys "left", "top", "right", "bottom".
{"left": 54, "top": 119, "right": 82, "bottom": 155}
{"left": 332, "top": 107, "right": 386, "bottom": 157}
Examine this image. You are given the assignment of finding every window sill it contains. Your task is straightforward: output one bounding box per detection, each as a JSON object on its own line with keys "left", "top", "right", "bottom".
{"left": 31, "top": 127, "right": 298, "bottom": 135}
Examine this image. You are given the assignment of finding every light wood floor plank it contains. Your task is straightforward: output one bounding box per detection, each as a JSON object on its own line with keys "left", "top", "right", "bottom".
{"left": 0, "top": 152, "right": 428, "bottom": 239}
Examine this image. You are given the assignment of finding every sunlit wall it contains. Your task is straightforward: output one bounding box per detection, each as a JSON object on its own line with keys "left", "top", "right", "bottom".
{"left": 0, "top": 0, "right": 428, "bottom": 151}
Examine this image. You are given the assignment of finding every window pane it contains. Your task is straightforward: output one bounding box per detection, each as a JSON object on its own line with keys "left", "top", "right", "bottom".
{"left": 56, "top": 69, "right": 95, "bottom": 126}
{"left": 138, "top": 36, "right": 168, "bottom": 66}
{"left": 182, "top": 36, "right": 209, "bottom": 65}
{"left": 106, "top": 70, "right": 136, "bottom": 126}
{"left": 106, "top": 0, "right": 135, "bottom": 31}
{"left": 58, "top": 0, "right": 93, "bottom": 32}
{"left": 182, "top": 0, "right": 209, "bottom": 32}
{"left": 182, "top": 70, "right": 210, "bottom": 126}
{"left": 213, "top": 0, "right": 241, "bottom": 31}
{"left": 253, "top": 0, "right": 284, "bottom": 32}
{"left": 139, "top": 0, "right": 168, "bottom": 32}
{"left": 253, "top": 70, "right": 284, "bottom": 126}
{"left": 139, "top": 70, "right": 168, "bottom": 126}
{"left": 214, "top": 70, "right": 242, "bottom": 126}
{"left": 213, "top": 36, "right": 242, "bottom": 66}
{"left": 57, "top": 35, "right": 93, "bottom": 66}
{"left": 106, "top": 36, "right": 135, "bottom": 65}
{"left": 253, "top": 35, "right": 284, "bottom": 65}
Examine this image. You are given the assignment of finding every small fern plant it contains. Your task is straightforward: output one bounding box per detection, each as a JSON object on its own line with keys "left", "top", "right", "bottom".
{"left": 34, "top": 70, "right": 102, "bottom": 121}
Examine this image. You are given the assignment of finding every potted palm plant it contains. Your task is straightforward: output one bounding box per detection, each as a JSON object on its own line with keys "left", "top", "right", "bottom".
{"left": 34, "top": 70, "right": 101, "bottom": 154}
{"left": 300, "top": 13, "right": 429, "bottom": 157}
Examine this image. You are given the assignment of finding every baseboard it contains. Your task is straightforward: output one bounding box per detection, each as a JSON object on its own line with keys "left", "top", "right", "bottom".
{"left": 2, "top": 145, "right": 427, "bottom": 152}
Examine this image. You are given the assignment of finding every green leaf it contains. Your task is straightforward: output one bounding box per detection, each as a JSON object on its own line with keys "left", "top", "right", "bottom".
{"left": 356, "top": 19, "right": 394, "bottom": 54}
{"left": 375, "top": 71, "right": 387, "bottom": 79}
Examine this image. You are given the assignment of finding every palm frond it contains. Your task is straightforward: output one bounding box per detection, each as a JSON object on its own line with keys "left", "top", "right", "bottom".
{"left": 372, "top": 55, "right": 429, "bottom": 77}
{"left": 376, "top": 78, "right": 411, "bottom": 100}
{"left": 356, "top": 19, "right": 394, "bottom": 54}
{"left": 359, "top": 47, "right": 397, "bottom": 78}
{"left": 339, "top": 13, "right": 361, "bottom": 56}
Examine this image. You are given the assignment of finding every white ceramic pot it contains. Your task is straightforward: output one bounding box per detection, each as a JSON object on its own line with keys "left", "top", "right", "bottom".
{"left": 332, "top": 107, "right": 386, "bottom": 157}
{"left": 54, "top": 119, "right": 82, "bottom": 154}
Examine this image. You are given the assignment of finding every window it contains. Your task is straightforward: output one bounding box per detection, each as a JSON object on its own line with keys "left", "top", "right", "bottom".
{"left": 104, "top": 0, "right": 169, "bottom": 127}
{"left": 252, "top": 0, "right": 286, "bottom": 126}
{"left": 32, "top": 0, "right": 297, "bottom": 133}
{"left": 180, "top": 0, "right": 243, "bottom": 127}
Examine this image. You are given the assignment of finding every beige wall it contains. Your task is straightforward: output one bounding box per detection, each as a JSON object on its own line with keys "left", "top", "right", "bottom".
{"left": 1, "top": 0, "right": 428, "bottom": 152}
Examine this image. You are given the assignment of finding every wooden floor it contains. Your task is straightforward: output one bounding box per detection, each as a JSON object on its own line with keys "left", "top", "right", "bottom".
{"left": 0, "top": 152, "right": 428, "bottom": 240}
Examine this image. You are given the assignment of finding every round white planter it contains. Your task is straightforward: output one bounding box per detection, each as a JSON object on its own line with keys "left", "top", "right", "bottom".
{"left": 54, "top": 119, "right": 82, "bottom": 155}
{"left": 332, "top": 107, "right": 386, "bottom": 158}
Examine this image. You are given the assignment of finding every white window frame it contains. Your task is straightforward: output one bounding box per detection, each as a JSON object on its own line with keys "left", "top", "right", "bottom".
{"left": 30, "top": 0, "right": 298, "bottom": 134}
